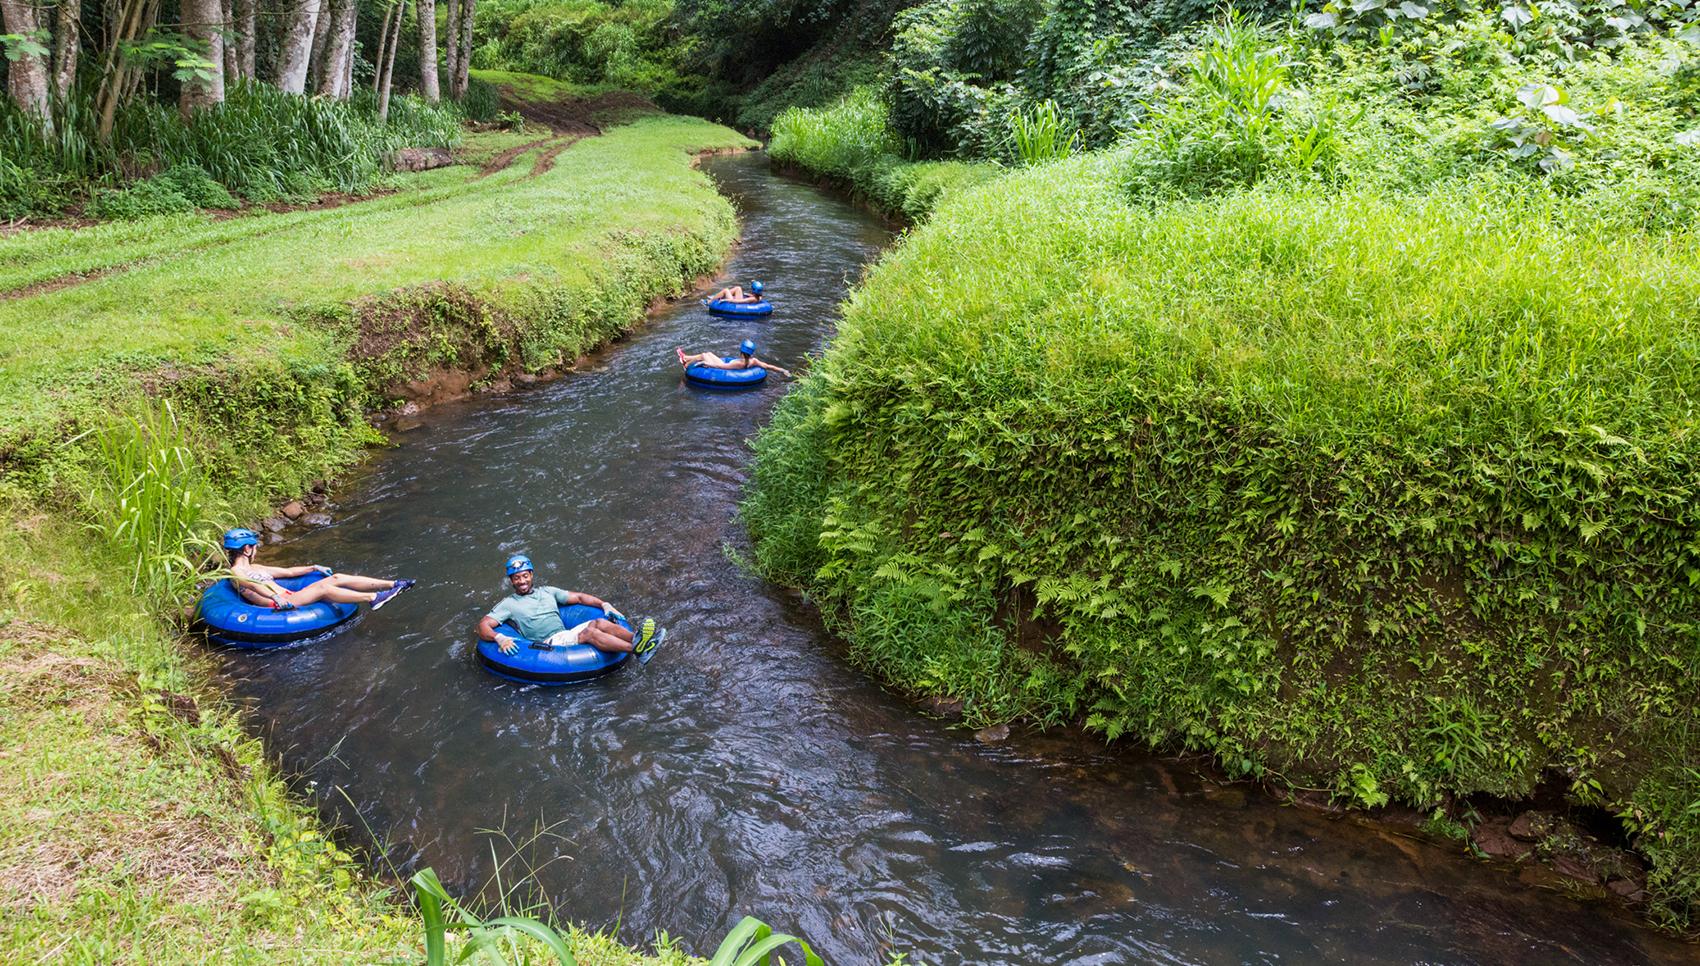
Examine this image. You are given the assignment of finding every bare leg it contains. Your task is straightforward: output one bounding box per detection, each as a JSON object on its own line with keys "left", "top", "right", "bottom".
{"left": 324, "top": 573, "right": 395, "bottom": 592}
{"left": 286, "top": 582, "right": 378, "bottom": 606}
{"left": 678, "top": 349, "right": 725, "bottom": 368}
{"left": 580, "top": 619, "right": 635, "bottom": 653}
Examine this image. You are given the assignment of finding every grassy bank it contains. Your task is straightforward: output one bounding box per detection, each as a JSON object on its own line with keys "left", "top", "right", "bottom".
{"left": 748, "top": 20, "right": 1700, "bottom": 927}
{"left": 769, "top": 87, "right": 998, "bottom": 221}
{"left": 0, "top": 102, "right": 755, "bottom": 960}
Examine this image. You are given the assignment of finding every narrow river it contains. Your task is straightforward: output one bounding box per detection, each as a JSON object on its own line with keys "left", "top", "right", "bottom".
{"left": 216, "top": 153, "right": 1693, "bottom": 965}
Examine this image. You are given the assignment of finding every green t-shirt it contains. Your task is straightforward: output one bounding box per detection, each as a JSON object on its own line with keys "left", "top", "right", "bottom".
{"left": 486, "top": 586, "right": 573, "bottom": 641}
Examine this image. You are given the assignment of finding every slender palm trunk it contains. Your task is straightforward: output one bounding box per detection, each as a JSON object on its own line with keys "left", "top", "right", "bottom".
{"left": 274, "top": 0, "right": 321, "bottom": 93}
{"left": 416, "top": 0, "right": 439, "bottom": 102}
{"left": 372, "top": 0, "right": 395, "bottom": 91}
{"left": 376, "top": 0, "right": 404, "bottom": 121}
{"left": 96, "top": 0, "right": 156, "bottom": 137}
{"left": 1, "top": 0, "right": 53, "bottom": 130}
{"left": 180, "top": 0, "right": 226, "bottom": 115}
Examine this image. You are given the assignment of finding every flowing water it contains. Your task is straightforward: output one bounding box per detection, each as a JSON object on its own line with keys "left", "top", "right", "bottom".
{"left": 216, "top": 153, "right": 1696, "bottom": 965}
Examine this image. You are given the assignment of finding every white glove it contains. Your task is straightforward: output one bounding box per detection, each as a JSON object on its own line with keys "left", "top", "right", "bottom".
{"left": 312, "top": 565, "right": 335, "bottom": 576}
{"left": 602, "top": 603, "right": 625, "bottom": 620}
{"left": 494, "top": 633, "right": 519, "bottom": 654}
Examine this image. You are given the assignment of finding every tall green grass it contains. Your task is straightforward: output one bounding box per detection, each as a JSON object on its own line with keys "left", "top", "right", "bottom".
{"left": 1, "top": 80, "right": 465, "bottom": 217}
{"left": 769, "top": 87, "right": 1000, "bottom": 219}
{"left": 1008, "top": 99, "right": 1077, "bottom": 165}
{"left": 80, "top": 401, "right": 226, "bottom": 605}
{"left": 747, "top": 157, "right": 1700, "bottom": 924}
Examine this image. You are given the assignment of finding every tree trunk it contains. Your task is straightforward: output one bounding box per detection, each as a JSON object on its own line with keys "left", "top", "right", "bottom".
{"left": 307, "top": 0, "right": 333, "bottom": 88}
{"left": 219, "top": 0, "right": 236, "bottom": 80}
{"left": 371, "top": 0, "right": 394, "bottom": 91}
{"left": 442, "top": 0, "right": 458, "bottom": 94}
{"left": 315, "top": 0, "right": 355, "bottom": 97}
{"left": 1, "top": 0, "right": 53, "bottom": 130}
{"left": 376, "top": 0, "right": 403, "bottom": 121}
{"left": 180, "top": 0, "right": 225, "bottom": 115}
{"left": 453, "top": 0, "right": 472, "bottom": 98}
{"left": 97, "top": 0, "right": 154, "bottom": 137}
{"left": 234, "top": 0, "right": 255, "bottom": 78}
{"left": 274, "top": 0, "right": 320, "bottom": 93}
{"left": 416, "top": 0, "right": 438, "bottom": 102}
{"left": 52, "top": 0, "right": 78, "bottom": 99}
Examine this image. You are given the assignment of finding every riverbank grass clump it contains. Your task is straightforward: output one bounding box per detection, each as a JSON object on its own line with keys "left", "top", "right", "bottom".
{"left": 746, "top": 158, "right": 1700, "bottom": 922}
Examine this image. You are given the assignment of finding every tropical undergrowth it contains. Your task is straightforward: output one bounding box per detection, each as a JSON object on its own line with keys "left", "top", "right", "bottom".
{"left": 1, "top": 79, "right": 465, "bottom": 220}
{"left": 749, "top": 3, "right": 1700, "bottom": 932}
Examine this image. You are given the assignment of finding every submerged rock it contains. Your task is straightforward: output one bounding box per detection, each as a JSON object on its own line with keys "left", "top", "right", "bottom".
{"left": 302, "top": 513, "right": 333, "bottom": 527}
{"left": 974, "top": 723, "right": 1010, "bottom": 744}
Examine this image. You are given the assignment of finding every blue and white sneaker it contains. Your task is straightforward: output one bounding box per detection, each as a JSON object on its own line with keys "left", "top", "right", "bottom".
{"left": 372, "top": 580, "right": 414, "bottom": 610}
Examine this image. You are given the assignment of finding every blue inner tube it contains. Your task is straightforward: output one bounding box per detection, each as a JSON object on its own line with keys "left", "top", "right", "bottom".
{"left": 476, "top": 603, "right": 632, "bottom": 685}
{"left": 686, "top": 358, "right": 767, "bottom": 390}
{"left": 703, "top": 298, "right": 773, "bottom": 317}
{"left": 197, "top": 572, "right": 360, "bottom": 649}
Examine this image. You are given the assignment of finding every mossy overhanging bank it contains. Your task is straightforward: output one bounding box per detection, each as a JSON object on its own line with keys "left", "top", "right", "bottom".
{"left": 745, "top": 152, "right": 1700, "bottom": 926}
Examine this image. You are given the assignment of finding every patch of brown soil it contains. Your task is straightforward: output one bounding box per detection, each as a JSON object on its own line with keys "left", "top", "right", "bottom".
{"left": 530, "top": 136, "right": 583, "bottom": 177}
{"left": 216, "top": 186, "right": 399, "bottom": 219}
{"left": 499, "top": 89, "right": 658, "bottom": 136}
{"left": 478, "top": 137, "right": 552, "bottom": 178}
{"left": 0, "top": 266, "right": 120, "bottom": 302}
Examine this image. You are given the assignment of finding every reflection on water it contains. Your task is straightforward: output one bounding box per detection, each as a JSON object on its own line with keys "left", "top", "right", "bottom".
{"left": 215, "top": 153, "right": 1695, "bottom": 965}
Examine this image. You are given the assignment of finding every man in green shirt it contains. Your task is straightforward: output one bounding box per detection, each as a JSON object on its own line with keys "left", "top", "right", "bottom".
{"left": 476, "top": 553, "right": 663, "bottom": 664}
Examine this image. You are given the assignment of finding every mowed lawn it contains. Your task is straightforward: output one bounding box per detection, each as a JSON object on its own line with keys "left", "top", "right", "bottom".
{"left": 0, "top": 115, "right": 755, "bottom": 440}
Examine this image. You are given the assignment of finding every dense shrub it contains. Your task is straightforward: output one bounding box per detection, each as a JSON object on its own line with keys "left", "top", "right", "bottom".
{"left": 734, "top": 52, "right": 883, "bottom": 130}
{"left": 475, "top": 0, "right": 692, "bottom": 89}
{"left": 747, "top": 159, "right": 1700, "bottom": 923}
{"left": 769, "top": 85, "right": 1000, "bottom": 215}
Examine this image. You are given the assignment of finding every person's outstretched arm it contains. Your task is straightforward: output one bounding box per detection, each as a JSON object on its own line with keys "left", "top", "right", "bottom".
{"left": 563, "top": 589, "right": 608, "bottom": 610}
{"left": 754, "top": 358, "right": 793, "bottom": 377}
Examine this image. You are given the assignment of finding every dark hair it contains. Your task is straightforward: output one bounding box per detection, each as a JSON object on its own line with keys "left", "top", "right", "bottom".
{"left": 228, "top": 544, "right": 253, "bottom": 565}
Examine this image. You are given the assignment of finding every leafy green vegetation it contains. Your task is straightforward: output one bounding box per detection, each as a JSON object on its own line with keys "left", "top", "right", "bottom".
{"left": 770, "top": 86, "right": 1000, "bottom": 218}
{"left": 752, "top": 0, "right": 1700, "bottom": 932}
{"left": 474, "top": 0, "right": 709, "bottom": 108}
{"left": 0, "top": 81, "right": 465, "bottom": 220}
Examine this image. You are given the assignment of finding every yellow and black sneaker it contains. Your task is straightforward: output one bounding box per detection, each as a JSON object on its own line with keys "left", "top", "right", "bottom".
{"left": 632, "top": 617, "right": 666, "bottom": 665}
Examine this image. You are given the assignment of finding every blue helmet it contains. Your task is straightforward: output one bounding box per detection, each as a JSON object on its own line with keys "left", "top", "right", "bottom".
{"left": 750, "top": 280, "right": 764, "bottom": 294}
{"left": 222, "top": 528, "right": 260, "bottom": 551}
{"left": 505, "top": 553, "right": 534, "bottom": 577}
{"left": 740, "top": 339, "right": 757, "bottom": 356}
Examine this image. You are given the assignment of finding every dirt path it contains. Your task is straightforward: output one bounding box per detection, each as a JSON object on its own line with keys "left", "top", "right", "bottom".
{"left": 477, "top": 137, "right": 552, "bottom": 178}
{"left": 530, "top": 137, "right": 583, "bottom": 177}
